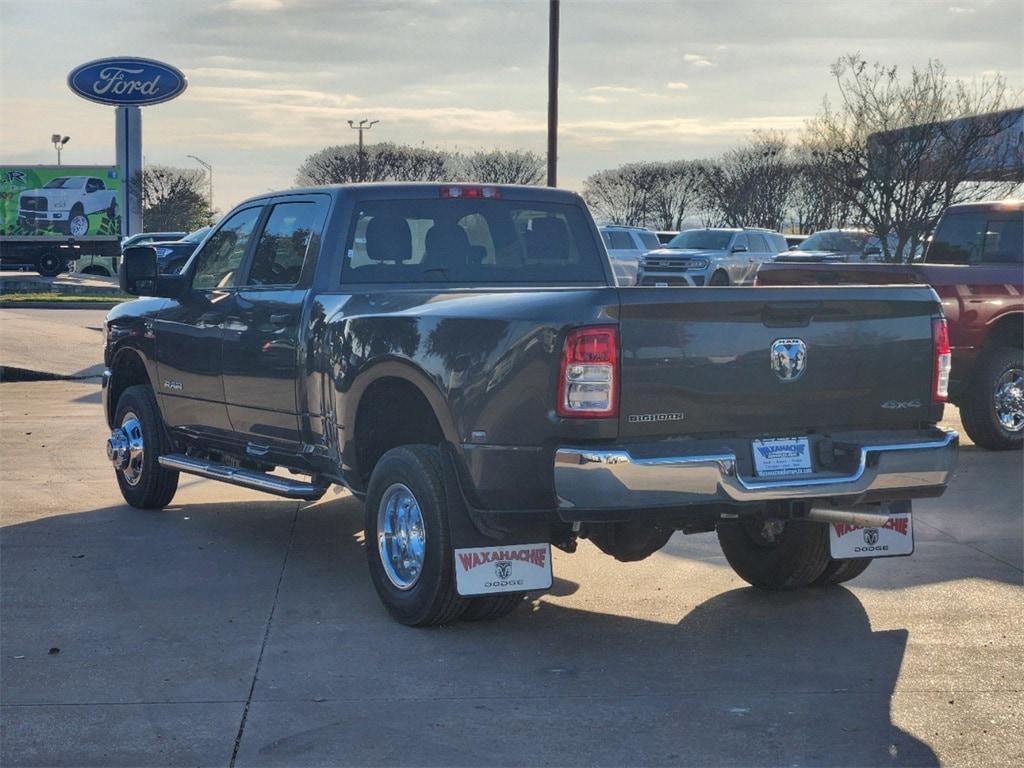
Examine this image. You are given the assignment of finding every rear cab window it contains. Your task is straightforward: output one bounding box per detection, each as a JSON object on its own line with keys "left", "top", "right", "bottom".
{"left": 342, "top": 196, "right": 606, "bottom": 285}
{"left": 927, "top": 210, "right": 1023, "bottom": 265}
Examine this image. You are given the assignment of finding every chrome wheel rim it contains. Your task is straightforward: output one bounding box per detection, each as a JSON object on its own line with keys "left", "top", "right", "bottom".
{"left": 120, "top": 412, "right": 145, "bottom": 486}
{"left": 376, "top": 483, "right": 426, "bottom": 590}
{"left": 69, "top": 215, "right": 89, "bottom": 237}
{"left": 994, "top": 367, "right": 1024, "bottom": 433}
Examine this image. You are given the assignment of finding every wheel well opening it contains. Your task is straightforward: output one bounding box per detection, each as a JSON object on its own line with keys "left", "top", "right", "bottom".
{"left": 986, "top": 314, "right": 1023, "bottom": 351}
{"left": 354, "top": 378, "right": 445, "bottom": 485}
{"left": 109, "top": 351, "right": 151, "bottom": 424}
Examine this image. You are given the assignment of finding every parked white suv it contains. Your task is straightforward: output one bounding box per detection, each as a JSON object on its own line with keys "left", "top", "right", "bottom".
{"left": 598, "top": 225, "right": 662, "bottom": 286}
{"left": 638, "top": 228, "right": 787, "bottom": 286}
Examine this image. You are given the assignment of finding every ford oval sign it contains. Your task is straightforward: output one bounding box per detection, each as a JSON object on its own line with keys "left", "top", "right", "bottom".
{"left": 68, "top": 57, "right": 187, "bottom": 107}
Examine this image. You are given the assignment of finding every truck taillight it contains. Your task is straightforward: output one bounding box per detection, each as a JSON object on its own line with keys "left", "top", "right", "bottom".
{"left": 933, "top": 318, "right": 951, "bottom": 403}
{"left": 557, "top": 326, "right": 618, "bottom": 418}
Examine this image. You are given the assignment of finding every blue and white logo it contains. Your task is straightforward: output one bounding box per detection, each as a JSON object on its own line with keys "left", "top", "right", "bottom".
{"left": 756, "top": 442, "right": 807, "bottom": 460}
{"left": 68, "top": 57, "right": 187, "bottom": 107}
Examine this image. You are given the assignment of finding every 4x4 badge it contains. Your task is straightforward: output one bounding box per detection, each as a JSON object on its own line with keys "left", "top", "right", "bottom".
{"left": 770, "top": 339, "right": 807, "bottom": 381}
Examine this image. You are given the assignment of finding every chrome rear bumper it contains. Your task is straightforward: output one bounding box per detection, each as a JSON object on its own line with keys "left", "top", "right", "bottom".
{"left": 554, "top": 429, "right": 958, "bottom": 514}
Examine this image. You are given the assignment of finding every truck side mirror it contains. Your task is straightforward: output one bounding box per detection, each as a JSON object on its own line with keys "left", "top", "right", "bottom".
{"left": 732, "top": 244, "right": 749, "bottom": 253}
{"left": 120, "top": 245, "right": 158, "bottom": 295}
{"left": 120, "top": 245, "right": 187, "bottom": 298}
{"left": 864, "top": 245, "right": 882, "bottom": 256}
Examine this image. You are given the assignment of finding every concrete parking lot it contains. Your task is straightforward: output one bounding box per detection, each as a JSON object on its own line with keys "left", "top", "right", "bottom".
{"left": 1, "top": 308, "right": 1021, "bottom": 767}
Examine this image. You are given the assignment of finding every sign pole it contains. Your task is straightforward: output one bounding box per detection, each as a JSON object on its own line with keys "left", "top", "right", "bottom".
{"left": 115, "top": 106, "right": 143, "bottom": 237}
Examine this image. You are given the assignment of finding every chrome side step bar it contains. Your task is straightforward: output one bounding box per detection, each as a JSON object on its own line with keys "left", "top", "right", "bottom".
{"left": 158, "top": 454, "right": 328, "bottom": 501}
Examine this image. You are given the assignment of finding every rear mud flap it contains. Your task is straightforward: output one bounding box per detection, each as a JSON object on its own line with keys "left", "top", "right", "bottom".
{"left": 440, "top": 443, "right": 554, "bottom": 596}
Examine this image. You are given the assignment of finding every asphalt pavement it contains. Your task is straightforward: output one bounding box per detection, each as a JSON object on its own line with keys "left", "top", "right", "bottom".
{"left": 1, "top": 308, "right": 1021, "bottom": 767}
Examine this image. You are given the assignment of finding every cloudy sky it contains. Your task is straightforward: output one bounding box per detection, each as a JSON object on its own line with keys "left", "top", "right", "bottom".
{"left": 1, "top": 0, "right": 1020, "bottom": 212}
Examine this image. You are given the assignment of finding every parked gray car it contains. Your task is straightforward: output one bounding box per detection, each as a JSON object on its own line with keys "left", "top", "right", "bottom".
{"left": 638, "top": 228, "right": 787, "bottom": 286}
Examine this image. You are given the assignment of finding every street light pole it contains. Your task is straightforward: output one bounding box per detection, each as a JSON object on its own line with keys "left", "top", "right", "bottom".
{"left": 547, "top": 0, "right": 559, "bottom": 187}
{"left": 187, "top": 154, "right": 214, "bottom": 210}
{"left": 51, "top": 134, "right": 70, "bottom": 165}
{"left": 348, "top": 119, "right": 379, "bottom": 182}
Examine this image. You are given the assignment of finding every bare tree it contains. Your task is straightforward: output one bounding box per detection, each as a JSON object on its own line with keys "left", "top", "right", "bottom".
{"left": 134, "top": 166, "right": 214, "bottom": 232}
{"left": 297, "top": 142, "right": 457, "bottom": 185}
{"left": 460, "top": 149, "right": 545, "bottom": 185}
{"left": 700, "top": 132, "right": 795, "bottom": 230}
{"left": 786, "top": 145, "right": 861, "bottom": 234}
{"left": 582, "top": 162, "right": 666, "bottom": 226}
{"left": 805, "top": 55, "right": 1022, "bottom": 261}
{"left": 648, "top": 160, "right": 704, "bottom": 230}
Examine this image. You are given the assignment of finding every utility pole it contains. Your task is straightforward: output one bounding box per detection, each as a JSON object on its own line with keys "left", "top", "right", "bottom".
{"left": 348, "top": 119, "right": 379, "bottom": 182}
{"left": 187, "top": 154, "right": 214, "bottom": 210}
{"left": 51, "top": 134, "right": 70, "bottom": 165}
{"left": 547, "top": 0, "right": 559, "bottom": 187}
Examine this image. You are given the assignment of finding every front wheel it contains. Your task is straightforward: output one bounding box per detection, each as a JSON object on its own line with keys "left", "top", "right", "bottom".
{"left": 717, "top": 517, "right": 830, "bottom": 589}
{"left": 364, "top": 445, "right": 468, "bottom": 626}
{"left": 110, "top": 385, "right": 179, "bottom": 509}
{"left": 709, "top": 270, "right": 729, "bottom": 286}
{"left": 960, "top": 347, "right": 1023, "bottom": 450}
{"left": 68, "top": 207, "right": 89, "bottom": 237}
{"left": 35, "top": 252, "right": 64, "bottom": 277}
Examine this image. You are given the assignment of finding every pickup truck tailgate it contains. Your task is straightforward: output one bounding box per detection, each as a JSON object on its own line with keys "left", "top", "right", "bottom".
{"left": 616, "top": 286, "right": 942, "bottom": 438}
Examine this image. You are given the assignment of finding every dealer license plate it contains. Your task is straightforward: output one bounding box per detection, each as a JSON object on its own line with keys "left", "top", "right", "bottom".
{"left": 454, "top": 543, "right": 552, "bottom": 596}
{"left": 828, "top": 512, "right": 914, "bottom": 559}
{"left": 752, "top": 437, "right": 812, "bottom": 477}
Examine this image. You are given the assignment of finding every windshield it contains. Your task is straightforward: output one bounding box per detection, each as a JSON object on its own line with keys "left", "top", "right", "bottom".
{"left": 343, "top": 197, "right": 605, "bottom": 285}
{"left": 799, "top": 231, "right": 871, "bottom": 252}
{"left": 43, "top": 177, "right": 85, "bottom": 189}
{"left": 183, "top": 227, "right": 211, "bottom": 243}
{"left": 665, "top": 230, "right": 733, "bottom": 250}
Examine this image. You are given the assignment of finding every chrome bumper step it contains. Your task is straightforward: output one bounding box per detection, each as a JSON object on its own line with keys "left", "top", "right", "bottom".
{"left": 554, "top": 430, "right": 958, "bottom": 515}
{"left": 158, "top": 454, "right": 328, "bottom": 500}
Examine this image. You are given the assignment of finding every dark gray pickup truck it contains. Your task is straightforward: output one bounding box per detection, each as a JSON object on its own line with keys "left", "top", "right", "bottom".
{"left": 104, "top": 183, "right": 958, "bottom": 625}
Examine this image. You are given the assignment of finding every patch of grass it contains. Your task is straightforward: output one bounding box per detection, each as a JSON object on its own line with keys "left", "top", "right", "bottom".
{"left": 0, "top": 292, "right": 128, "bottom": 303}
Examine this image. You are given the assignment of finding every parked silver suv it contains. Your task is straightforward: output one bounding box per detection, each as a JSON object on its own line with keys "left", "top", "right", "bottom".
{"left": 638, "top": 228, "right": 787, "bottom": 286}
{"left": 598, "top": 225, "right": 662, "bottom": 286}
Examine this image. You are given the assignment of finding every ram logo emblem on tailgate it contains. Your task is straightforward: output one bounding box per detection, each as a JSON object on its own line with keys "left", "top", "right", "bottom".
{"left": 770, "top": 339, "right": 807, "bottom": 381}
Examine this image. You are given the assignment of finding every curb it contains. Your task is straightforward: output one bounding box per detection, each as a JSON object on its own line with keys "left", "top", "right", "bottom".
{"left": 0, "top": 301, "right": 121, "bottom": 310}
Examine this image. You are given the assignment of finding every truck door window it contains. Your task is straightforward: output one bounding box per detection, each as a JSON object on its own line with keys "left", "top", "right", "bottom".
{"left": 927, "top": 213, "right": 983, "bottom": 264}
{"left": 980, "top": 217, "right": 1023, "bottom": 264}
{"left": 193, "top": 207, "right": 261, "bottom": 290}
{"left": 246, "top": 201, "right": 323, "bottom": 286}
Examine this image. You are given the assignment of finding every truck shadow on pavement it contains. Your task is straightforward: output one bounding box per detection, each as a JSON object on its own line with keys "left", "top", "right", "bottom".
{"left": 1, "top": 495, "right": 940, "bottom": 767}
